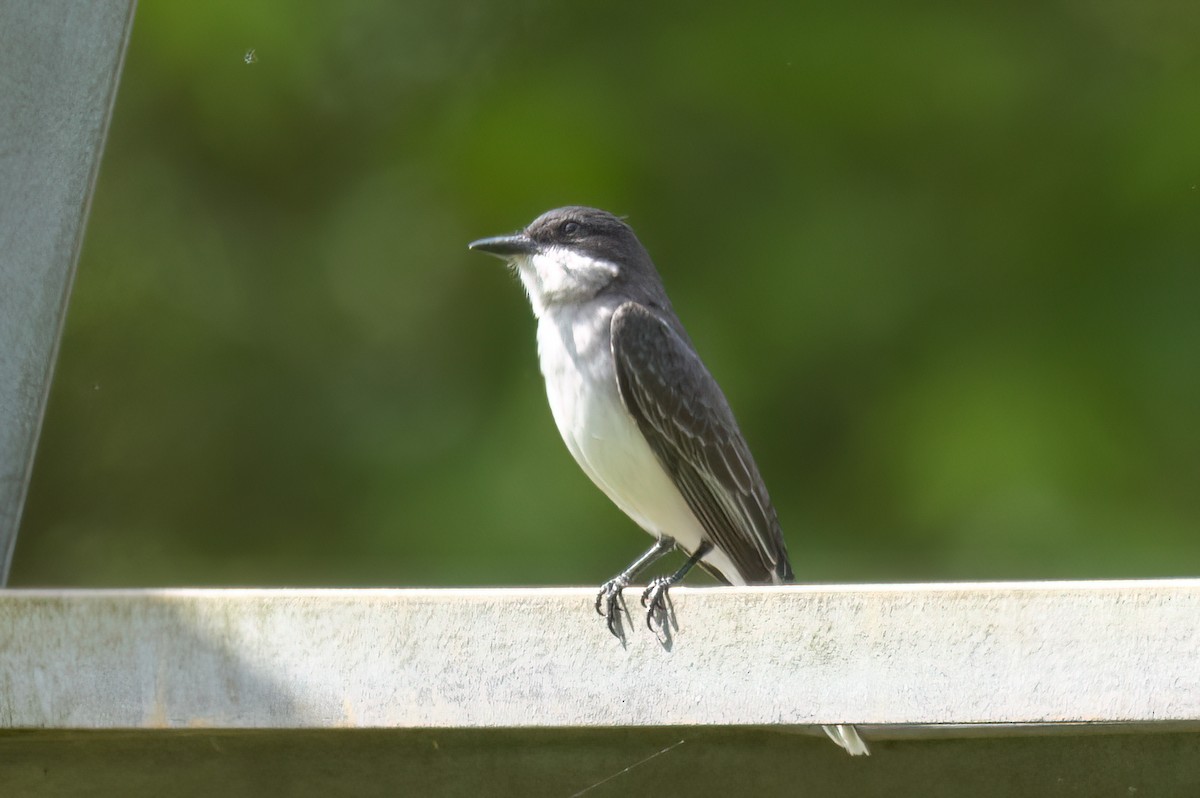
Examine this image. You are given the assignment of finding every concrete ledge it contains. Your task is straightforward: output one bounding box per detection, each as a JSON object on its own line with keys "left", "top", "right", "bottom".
{"left": 2, "top": 581, "right": 1198, "bottom": 730}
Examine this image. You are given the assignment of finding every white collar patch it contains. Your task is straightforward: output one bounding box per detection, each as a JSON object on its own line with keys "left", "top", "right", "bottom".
{"left": 516, "top": 246, "right": 619, "bottom": 316}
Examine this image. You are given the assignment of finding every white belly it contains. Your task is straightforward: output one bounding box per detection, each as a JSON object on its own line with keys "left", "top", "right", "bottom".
{"left": 535, "top": 306, "right": 744, "bottom": 583}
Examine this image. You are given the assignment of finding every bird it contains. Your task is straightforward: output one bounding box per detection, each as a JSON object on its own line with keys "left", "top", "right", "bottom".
{"left": 469, "top": 206, "right": 868, "bottom": 756}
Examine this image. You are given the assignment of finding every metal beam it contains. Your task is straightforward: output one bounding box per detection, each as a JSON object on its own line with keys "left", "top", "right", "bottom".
{"left": 0, "top": 1, "right": 137, "bottom": 582}
{"left": 4, "top": 583, "right": 1198, "bottom": 793}
{"left": 1, "top": 582, "right": 1197, "bottom": 729}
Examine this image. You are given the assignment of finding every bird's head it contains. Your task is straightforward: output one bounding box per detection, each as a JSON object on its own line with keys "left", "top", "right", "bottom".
{"left": 469, "top": 206, "right": 653, "bottom": 317}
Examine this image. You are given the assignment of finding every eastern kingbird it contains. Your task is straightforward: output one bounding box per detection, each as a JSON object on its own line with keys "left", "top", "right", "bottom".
{"left": 469, "top": 206, "right": 868, "bottom": 756}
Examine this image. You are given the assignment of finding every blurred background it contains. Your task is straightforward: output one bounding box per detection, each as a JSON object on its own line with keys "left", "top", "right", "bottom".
{"left": 11, "top": 1, "right": 1199, "bottom": 587}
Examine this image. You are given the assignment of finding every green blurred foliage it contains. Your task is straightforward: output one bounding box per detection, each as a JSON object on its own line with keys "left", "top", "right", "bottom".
{"left": 12, "top": 0, "right": 1200, "bottom": 587}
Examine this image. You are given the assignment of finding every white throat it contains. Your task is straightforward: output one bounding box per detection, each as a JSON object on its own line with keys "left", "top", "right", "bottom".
{"left": 514, "top": 246, "right": 619, "bottom": 317}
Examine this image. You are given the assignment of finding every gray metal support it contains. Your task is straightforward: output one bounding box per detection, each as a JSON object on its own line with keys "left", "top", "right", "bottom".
{"left": 0, "top": 1, "right": 136, "bottom": 582}
{"left": 1, "top": 584, "right": 1198, "bottom": 795}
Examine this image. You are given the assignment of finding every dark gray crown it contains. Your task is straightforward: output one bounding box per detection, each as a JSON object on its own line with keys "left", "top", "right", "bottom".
{"left": 524, "top": 206, "right": 649, "bottom": 268}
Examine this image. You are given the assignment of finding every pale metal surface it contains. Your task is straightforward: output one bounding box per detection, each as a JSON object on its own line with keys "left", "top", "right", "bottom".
{"left": 1, "top": 582, "right": 1197, "bottom": 730}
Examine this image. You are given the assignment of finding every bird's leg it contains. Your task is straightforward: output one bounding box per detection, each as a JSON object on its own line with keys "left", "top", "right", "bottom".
{"left": 641, "top": 541, "right": 713, "bottom": 631}
{"left": 596, "top": 536, "right": 676, "bottom": 637}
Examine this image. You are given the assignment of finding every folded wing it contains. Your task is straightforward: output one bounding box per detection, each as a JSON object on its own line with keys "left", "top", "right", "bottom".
{"left": 610, "top": 302, "right": 792, "bottom": 584}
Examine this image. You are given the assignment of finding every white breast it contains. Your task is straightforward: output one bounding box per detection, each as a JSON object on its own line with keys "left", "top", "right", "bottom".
{"left": 534, "top": 303, "right": 744, "bottom": 583}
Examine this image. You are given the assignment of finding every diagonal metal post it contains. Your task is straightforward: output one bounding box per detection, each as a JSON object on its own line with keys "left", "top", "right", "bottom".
{"left": 0, "top": 1, "right": 137, "bottom": 584}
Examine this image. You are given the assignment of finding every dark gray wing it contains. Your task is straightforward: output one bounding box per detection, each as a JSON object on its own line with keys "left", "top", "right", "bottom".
{"left": 610, "top": 302, "right": 793, "bottom": 584}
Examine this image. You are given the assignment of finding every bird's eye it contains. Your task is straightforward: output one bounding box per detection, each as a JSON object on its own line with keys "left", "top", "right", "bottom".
{"left": 560, "top": 221, "right": 580, "bottom": 236}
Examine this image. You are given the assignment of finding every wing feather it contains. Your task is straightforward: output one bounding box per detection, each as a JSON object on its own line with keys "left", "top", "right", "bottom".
{"left": 610, "top": 302, "right": 793, "bottom": 584}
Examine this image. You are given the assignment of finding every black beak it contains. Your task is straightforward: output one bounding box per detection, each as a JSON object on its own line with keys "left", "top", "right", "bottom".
{"left": 468, "top": 233, "right": 537, "bottom": 258}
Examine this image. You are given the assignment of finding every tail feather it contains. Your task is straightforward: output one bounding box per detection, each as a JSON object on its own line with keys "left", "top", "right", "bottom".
{"left": 823, "top": 724, "right": 870, "bottom": 756}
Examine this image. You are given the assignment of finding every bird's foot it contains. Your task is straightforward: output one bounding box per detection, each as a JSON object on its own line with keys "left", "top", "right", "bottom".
{"left": 595, "top": 576, "right": 630, "bottom": 638}
{"left": 640, "top": 576, "right": 675, "bottom": 632}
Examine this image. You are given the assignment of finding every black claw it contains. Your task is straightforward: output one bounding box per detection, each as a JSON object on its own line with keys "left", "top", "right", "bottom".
{"left": 604, "top": 593, "right": 623, "bottom": 639}
{"left": 641, "top": 578, "right": 672, "bottom": 631}
{"left": 595, "top": 579, "right": 628, "bottom": 639}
